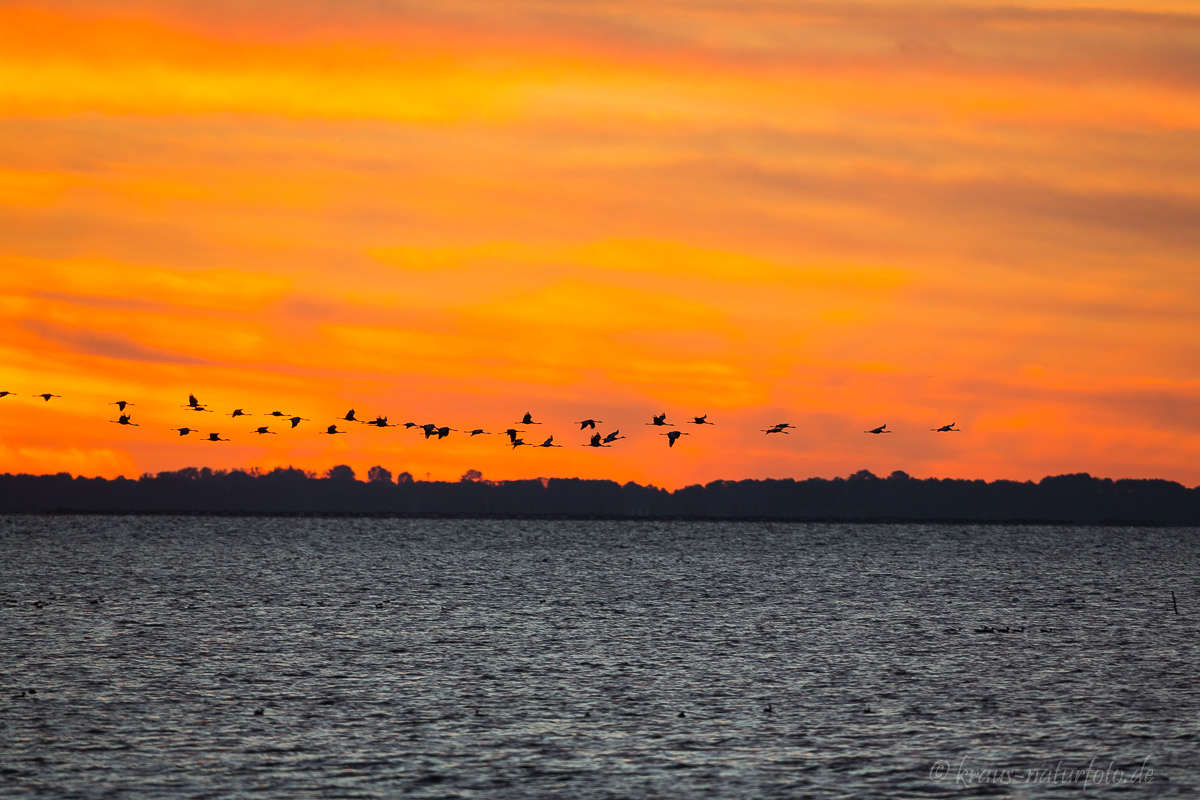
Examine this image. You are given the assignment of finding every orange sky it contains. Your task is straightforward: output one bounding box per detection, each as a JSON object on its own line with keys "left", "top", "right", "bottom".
{"left": 1, "top": 0, "right": 1198, "bottom": 488}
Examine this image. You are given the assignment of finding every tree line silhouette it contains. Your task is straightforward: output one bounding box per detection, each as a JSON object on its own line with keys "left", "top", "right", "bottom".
{"left": 0, "top": 467, "right": 1197, "bottom": 524}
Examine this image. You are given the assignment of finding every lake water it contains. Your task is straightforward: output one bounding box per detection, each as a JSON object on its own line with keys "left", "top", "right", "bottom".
{"left": 2, "top": 516, "right": 1198, "bottom": 798}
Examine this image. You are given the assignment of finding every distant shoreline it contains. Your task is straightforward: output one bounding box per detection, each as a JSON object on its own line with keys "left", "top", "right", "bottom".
{"left": 2, "top": 468, "right": 1197, "bottom": 525}
{"left": 5, "top": 509, "right": 1184, "bottom": 527}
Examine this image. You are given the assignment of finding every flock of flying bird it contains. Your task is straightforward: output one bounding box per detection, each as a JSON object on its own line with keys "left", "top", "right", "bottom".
{"left": 1, "top": 391, "right": 962, "bottom": 448}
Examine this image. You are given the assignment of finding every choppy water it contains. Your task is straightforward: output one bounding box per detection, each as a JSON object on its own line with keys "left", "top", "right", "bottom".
{"left": 1, "top": 516, "right": 1198, "bottom": 798}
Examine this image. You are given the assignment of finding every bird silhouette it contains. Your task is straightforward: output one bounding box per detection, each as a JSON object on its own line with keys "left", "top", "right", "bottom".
{"left": 267, "top": 411, "right": 290, "bottom": 418}
{"left": 663, "top": 430, "right": 689, "bottom": 447}
{"left": 288, "top": 416, "right": 309, "bottom": 429}
{"left": 689, "top": 415, "right": 714, "bottom": 425}
{"left": 436, "top": 426, "right": 456, "bottom": 439}
{"left": 34, "top": 393, "right": 61, "bottom": 402}
{"left": 320, "top": 425, "right": 345, "bottom": 435}
{"left": 466, "top": 429, "right": 492, "bottom": 437}
{"left": 584, "top": 433, "right": 611, "bottom": 448}
{"left": 111, "top": 401, "right": 134, "bottom": 412}
{"left": 537, "top": 435, "right": 562, "bottom": 448}
{"left": 418, "top": 423, "right": 438, "bottom": 439}
{"left": 253, "top": 426, "right": 276, "bottom": 435}
{"left": 602, "top": 430, "right": 625, "bottom": 443}
{"left": 229, "top": 408, "right": 250, "bottom": 418}
{"left": 366, "top": 416, "right": 396, "bottom": 428}
{"left": 932, "top": 423, "right": 960, "bottom": 432}
{"left": 762, "top": 424, "right": 790, "bottom": 435}
{"left": 206, "top": 433, "right": 229, "bottom": 442}
{"left": 171, "top": 427, "right": 200, "bottom": 436}
{"left": 576, "top": 419, "right": 603, "bottom": 430}
{"left": 510, "top": 438, "right": 529, "bottom": 449}
{"left": 0, "top": 391, "right": 14, "bottom": 398}
{"left": 516, "top": 412, "right": 541, "bottom": 425}
{"left": 503, "top": 428, "right": 523, "bottom": 443}
{"left": 341, "top": 410, "right": 359, "bottom": 423}
{"left": 647, "top": 413, "right": 673, "bottom": 426}
{"left": 864, "top": 424, "right": 890, "bottom": 434}
{"left": 111, "top": 414, "right": 138, "bottom": 426}
{"left": 182, "top": 394, "right": 211, "bottom": 411}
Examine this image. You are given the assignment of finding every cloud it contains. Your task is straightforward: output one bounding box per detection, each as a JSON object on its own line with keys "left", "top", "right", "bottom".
{"left": 21, "top": 319, "right": 213, "bottom": 365}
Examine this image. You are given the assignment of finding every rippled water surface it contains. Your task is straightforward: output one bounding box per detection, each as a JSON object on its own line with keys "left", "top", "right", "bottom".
{"left": 2, "top": 516, "right": 1198, "bottom": 798}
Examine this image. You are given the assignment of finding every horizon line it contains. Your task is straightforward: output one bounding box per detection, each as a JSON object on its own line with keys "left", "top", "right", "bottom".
{"left": 5, "top": 466, "right": 1197, "bottom": 492}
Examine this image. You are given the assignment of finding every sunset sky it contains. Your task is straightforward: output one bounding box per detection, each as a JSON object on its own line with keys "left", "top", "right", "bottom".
{"left": 1, "top": 0, "right": 1198, "bottom": 488}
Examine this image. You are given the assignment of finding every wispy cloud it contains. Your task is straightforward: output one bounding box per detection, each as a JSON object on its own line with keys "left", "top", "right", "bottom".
{"left": 21, "top": 320, "right": 213, "bottom": 366}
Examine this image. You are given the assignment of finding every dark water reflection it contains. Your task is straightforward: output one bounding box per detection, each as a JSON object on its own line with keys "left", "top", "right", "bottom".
{"left": 2, "top": 516, "right": 1197, "bottom": 797}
